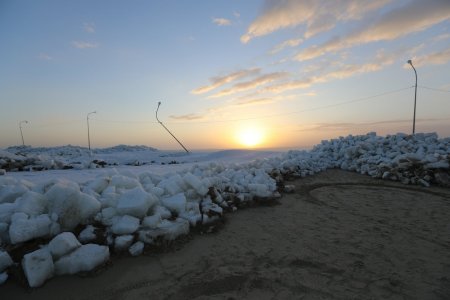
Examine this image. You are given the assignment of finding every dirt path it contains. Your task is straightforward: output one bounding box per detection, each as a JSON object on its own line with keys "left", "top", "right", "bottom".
{"left": 2, "top": 169, "right": 450, "bottom": 300}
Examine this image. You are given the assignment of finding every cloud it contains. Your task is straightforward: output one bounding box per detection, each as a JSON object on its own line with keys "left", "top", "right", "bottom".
{"left": 191, "top": 68, "right": 261, "bottom": 95}
{"left": 209, "top": 72, "right": 289, "bottom": 98}
{"left": 270, "top": 38, "right": 303, "bottom": 54}
{"left": 412, "top": 47, "right": 450, "bottom": 67}
{"left": 235, "top": 92, "right": 314, "bottom": 107}
{"left": 262, "top": 78, "right": 316, "bottom": 94}
{"left": 169, "top": 113, "right": 205, "bottom": 121}
{"left": 83, "top": 22, "right": 95, "bottom": 33}
{"left": 72, "top": 41, "right": 99, "bottom": 49}
{"left": 213, "top": 18, "right": 232, "bottom": 26}
{"left": 433, "top": 33, "right": 450, "bottom": 42}
{"left": 235, "top": 98, "right": 275, "bottom": 106}
{"left": 263, "top": 50, "right": 396, "bottom": 94}
{"left": 38, "top": 53, "right": 52, "bottom": 60}
{"left": 296, "top": 0, "right": 450, "bottom": 61}
{"left": 241, "top": 0, "right": 390, "bottom": 43}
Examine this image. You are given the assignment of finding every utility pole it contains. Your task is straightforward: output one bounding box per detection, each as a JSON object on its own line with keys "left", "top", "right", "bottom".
{"left": 407, "top": 60, "right": 418, "bottom": 135}
{"left": 87, "top": 111, "right": 97, "bottom": 150}
{"left": 156, "top": 102, "right": 189, "bottom": 153}
{"left": 19, "top": 120, "right": 28, "bottom": 146}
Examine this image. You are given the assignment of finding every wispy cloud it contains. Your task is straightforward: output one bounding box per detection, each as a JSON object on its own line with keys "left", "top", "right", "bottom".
{"left": 295, "top": 0, "right": 450, "bottom": 61}
{"left": 235, "top": 98, "right": 275, "bottom": 106}
{"left": 169, "top": 113, "right": 205, "bottom": 121}
{"left": 235, "top": 92, "right": 314, "bottom": 107}
{"left": 209, "top": 72, "right": 289, "bottom": 98}
{"left": 38, "top": 53, "right": 52, "bottom": 60}
{"left": 263, "top": 50, "right": 396, "bottom": 94}
{"left": 213, "top": 18, "right": 232, "bottom": 26}
{"left": 241, "top": 0, "right": 390, "bottom": 43}
{"left": 411, "top": 47, "right": 450, "bottom": 67}
{"left": 71, "top": 41, "right": 99, "bottom": 49}
{"left": 270, "top": 38, "right": 303, "bottom": 54}
{"left": 191, "top": 68, "right": 261, "bottom": 95}
{"left": 83, "top": 22, "right": 95, "bottom": 33}
{"left": 432, "top": 33, "right": 450, "bottom": 42}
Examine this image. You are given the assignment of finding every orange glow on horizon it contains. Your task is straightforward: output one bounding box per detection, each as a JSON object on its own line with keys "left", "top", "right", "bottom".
{"left": 236, "top": 126, "right": 265, "bottom": 148}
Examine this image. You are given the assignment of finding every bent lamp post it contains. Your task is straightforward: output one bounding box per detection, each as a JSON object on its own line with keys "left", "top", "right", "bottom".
{"left": 156, "top": 102, "right": 189, "bottom": 153}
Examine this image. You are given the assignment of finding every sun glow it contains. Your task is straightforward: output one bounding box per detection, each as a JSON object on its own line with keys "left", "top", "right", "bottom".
{"left": 237, "top": 127, "right": 264, "bottom": 147}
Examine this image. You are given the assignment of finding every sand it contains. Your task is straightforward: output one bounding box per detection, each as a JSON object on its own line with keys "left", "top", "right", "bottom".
{"left": 2, "top": 169, "right": 450, "bottom": 300}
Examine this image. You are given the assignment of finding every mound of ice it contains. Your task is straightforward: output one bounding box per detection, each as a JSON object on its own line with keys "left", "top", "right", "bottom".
{"left": 22, "top": 248, "right": 54, "bottom": 287}
{"left": 54, "top": 244, "right": 109, "bottom": 275}
{"left": 0, "top": 132, "right": 449, "bottom": 288}
{"left": 111, "top": 215, "right": 140, "bottom": 235}
{"left": 161, "top": 193, "right": 186, "bottom": 216}
{"left": 114, "top": 235, "right": 134, "bottom": 251}
{"left": 116, "top": 187, "right": 157, "bottom": 218}
{"left": 48, "top": 232, "right": 81, "bottom": 259}
{"left": 45, "top": 181, "right": 101, "bottom": 230}
{"left": 9, "top": 213, "right": 52, "bottom": 244}
{"left": 128, "top": 241, "right": 144, "bottom": 256}
{"left": 78, "top": 225, "right": 97, "bottom": 243}
{"left": 0, "top": 250, "right": 13, "bottom": 272}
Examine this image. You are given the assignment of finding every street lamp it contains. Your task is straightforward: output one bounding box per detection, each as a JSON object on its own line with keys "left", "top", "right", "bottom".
{"left": 156, "top": 102, "right": 189, "bottom": 153}
{"left": 19, "top": 120, "right": 29, "bottom": 147}
{"left": 407, "top": 60, "right": 417, "bottom": 135}
{"left": 87, "top": 111, "right": 97, "bottom": 150}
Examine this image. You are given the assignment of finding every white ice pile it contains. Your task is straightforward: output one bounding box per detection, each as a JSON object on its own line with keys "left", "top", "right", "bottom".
{"left": 0, "top": 151, "right": 278, "bottom": 287}
{"left": 0, "top": 132, "right": 449, "bottom": 287}
{"left": 0, "top": 144, "right": 159, "bottom": 172}
{"left": 276, "top": 132, "right": 450, "bottom": 187}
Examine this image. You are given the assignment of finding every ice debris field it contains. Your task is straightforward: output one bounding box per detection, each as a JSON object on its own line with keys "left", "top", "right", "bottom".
{"left": 0, "top": 132, "right": 449, "bottom": 288}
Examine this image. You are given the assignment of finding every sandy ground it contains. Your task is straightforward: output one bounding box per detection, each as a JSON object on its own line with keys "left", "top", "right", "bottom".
{"left": 2, "top": 169, "right": 450, "bottom": 300}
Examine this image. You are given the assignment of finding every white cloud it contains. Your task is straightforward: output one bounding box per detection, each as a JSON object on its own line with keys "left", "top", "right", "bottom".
{"left": 235, "top": 92, "right": 314, "bottom": 107}
{"left": 72, "top": 41, "right": 99, "bottom": 49}
{"left": 411, "top": 47, "right": 450, "bottom": 67}
{"left": 83, "top": 22, "right": 95, "bottom": 33}
{"left": 213, "top": 18, "right": 232, "bottom": 26}
{"left": 241, "top": 0, "right": 390, "bottom": 43}
{"left": 169, "top": 113, "right": 204, "bottom": 121}
{"left": 263, "top": 50, "right": 396, "bottom": 94}
{"left": 235, "top": 98, "right": 274, "bottom": 106}
{"left": 209, "top": 72, "right": 289, "bottom": 98}
{"left": 270, "top": 38, "right": 303, "bottom": 54}
{"left": 432, "top": 33, "right": 450, "bottom": 42}
{"left": 295, "top": 0, "right": 450, "bottom": 61}
{"left": 191, "top": 68, "right": 261, "bottom": 95}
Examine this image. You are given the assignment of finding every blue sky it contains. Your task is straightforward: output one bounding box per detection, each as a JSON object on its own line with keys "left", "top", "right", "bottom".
{"left": 1, "top": 0, "right": 449, "bottom": 150}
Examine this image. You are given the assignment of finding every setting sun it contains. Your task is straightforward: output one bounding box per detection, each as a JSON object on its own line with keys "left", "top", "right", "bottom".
{"left": 237, "top": 127, "right": 264, "bottom": 148}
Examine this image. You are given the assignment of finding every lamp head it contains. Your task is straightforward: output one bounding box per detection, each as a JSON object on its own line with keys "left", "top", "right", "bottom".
{"left": 407, "top": 60, "right": 412, "bottom": 65}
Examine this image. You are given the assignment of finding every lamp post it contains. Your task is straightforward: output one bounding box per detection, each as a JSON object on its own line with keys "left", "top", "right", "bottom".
{"left": 19, "top": 120, "right": 28, "bottom": 147}
{"left": 156, "top": 102, "right": 189, "bottom": 153}
{"left": 87, "top": 111, "right": 97, "bottom": 150}
{"left": 407, "top": 60, "right": 417, "bottom": 135}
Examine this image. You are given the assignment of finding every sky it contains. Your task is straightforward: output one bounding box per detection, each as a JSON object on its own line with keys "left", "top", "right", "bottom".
{"left": 1, "top": 0, "right": 450, "bottom": 150}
